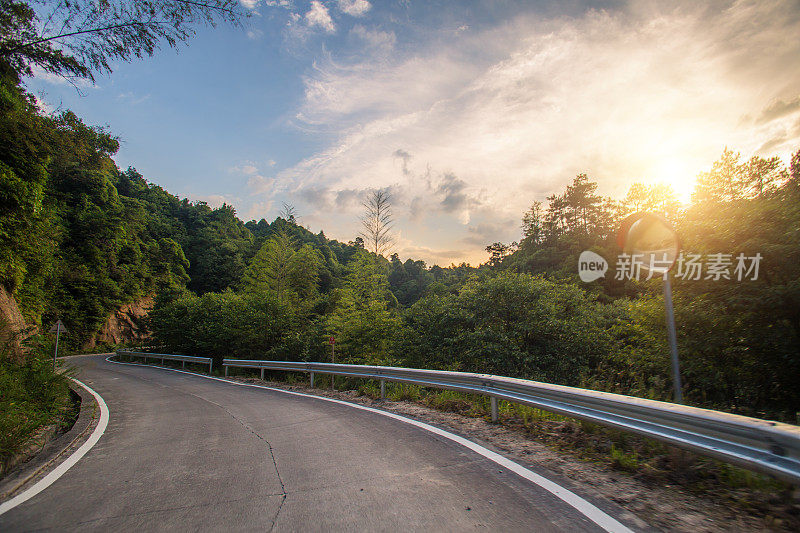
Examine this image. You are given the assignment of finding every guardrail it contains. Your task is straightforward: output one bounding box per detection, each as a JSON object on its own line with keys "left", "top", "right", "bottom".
{"left": 220, "top": 358, "right": 800, "bottom": 485}
{"left": 117, "top": 350, "right": 213, "bottom": 372}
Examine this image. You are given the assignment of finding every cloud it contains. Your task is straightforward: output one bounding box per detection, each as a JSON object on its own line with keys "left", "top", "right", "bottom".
{"left": 338, "top": 0, "right": 371, "bottom": 17}
{"left": 117, "top": 92, "right": 150, "bottom": 105}
{"left": 247, "top": 175, "right": 276, "bottom": 195}
{"left": 757, "top": 96, "right": 800, "bottom": 124}
{"left": 350, "top": 25, "right": 396, "bottom": 56}
{"left": 272, "top": 0, "right": 800, "bottom": 265}
{"left": 306, "top": 1, "right": 336, "bottom": 33}
{"left": 462, "top": 218, "right": 518, "bottom": 246}
{"left": 395, "top": 243, "right": 470, "bottom": 266}
{"left": 30, "top": 66, "right": 95, "bottom": 89}
{"left": 231, "top": 162, "right": 277, "bottom": 196}
{"left": 335, "top": 188, "right": 361, "bottom": 208}
{"left": 393, "top": 149, "right": 411, "bottom": 175}
{"left": 244, "top": 200, "right": 274, "bottom": 221}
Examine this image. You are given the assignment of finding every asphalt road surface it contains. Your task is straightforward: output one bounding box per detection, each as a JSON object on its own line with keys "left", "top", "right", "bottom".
{"left": 1, "top": 354, "right": 629, "bottom": 532}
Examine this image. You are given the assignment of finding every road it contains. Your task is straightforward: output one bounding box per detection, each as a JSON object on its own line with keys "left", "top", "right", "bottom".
{"left": 1, "top": 354, "right": 631, "bottom": 532}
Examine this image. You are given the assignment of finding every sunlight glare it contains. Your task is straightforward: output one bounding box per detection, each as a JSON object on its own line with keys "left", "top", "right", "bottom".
{"left": 651, "top": 160, "right": 695, "bottom": 204}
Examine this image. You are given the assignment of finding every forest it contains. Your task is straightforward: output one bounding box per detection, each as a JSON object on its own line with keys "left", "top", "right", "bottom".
{"left": 2, "top": 1, "right": 799, "bottom": 437}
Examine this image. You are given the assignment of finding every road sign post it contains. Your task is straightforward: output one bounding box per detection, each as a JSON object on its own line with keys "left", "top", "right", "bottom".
{"left": 329, "top": 336, "right": 336, "bottom": 390}
{"left": 49, "top": 320, "right": 67, "bottom": 371}
{"left": 618, "top": 212, "right": 683, "bottom": 403}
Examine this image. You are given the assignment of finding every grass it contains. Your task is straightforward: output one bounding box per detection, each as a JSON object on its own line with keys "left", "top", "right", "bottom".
{"left": 0, "top": 343, "right": 76, "bottom": 472}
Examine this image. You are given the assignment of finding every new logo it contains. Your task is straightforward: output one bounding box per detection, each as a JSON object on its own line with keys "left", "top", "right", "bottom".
{"left": 578, "top": 250, "right": 608, "bottom": 282}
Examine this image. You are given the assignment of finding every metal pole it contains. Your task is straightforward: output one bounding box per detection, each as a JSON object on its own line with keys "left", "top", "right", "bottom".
{"left": 330, "top": 343, "right": 335, "bottom": 391}
{"left": 490, "top": 397, "right": 499, "bottom": 423}
{"left": 310, "top": 372, "right": 315, "bottom": 387}
{"left": 53, "top": 328, "right": 60, "bottom": 371}
{"left": 260, "top": 368, "right": 265, "bottom": 380}
{"left": 663, "top": 274, "right": 683, "bottom": 403}
{"left": 380, "top": 380, "right": 385, "bottom": 399}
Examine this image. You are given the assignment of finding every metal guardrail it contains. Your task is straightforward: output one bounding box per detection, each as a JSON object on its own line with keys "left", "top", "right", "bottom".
{"left": 220, "top": 358, "right": 800, "bottom": 485}
{"left": 117, "top": 350, "right": 213, "bottom": 372}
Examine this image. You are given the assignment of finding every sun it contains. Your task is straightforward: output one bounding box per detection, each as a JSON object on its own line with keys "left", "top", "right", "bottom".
{"left": 651, "top": 160, "right": 696, "bottom": 204}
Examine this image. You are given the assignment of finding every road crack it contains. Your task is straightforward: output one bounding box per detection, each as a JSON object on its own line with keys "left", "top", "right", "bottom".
{"left": 101, "top": 368, "right": 289, "bottom": 530}
{"left": 174, "top": 392, "right": 288, "bottom": 531}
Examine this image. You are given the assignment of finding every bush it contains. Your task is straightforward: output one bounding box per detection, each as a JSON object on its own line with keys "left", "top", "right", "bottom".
{"left": 0, "top": 340, "right": 73, "bottom": 467}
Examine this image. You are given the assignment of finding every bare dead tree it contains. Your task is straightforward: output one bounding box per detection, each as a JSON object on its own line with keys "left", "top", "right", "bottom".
{"left": 279, "top": 202, "right": 298, "bottom": 224}
{"left": 359, "top": 189, "right": 394, "bottom": 256}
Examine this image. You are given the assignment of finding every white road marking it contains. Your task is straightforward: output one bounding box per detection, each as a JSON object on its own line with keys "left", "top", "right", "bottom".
{"left": 107, "top": 356, "right": 635, "bottom": 532}
{"left": 0, "top": 378, "right": 110, "bottom": 516}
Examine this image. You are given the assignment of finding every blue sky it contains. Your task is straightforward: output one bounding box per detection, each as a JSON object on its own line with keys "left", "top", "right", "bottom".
{"left": 28, "top": 0, "right": 800, "bottom": 265}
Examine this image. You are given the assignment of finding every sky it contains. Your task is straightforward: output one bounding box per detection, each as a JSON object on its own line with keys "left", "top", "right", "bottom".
{"left": 28, "top": 0, "right": 800, "bottom": 266}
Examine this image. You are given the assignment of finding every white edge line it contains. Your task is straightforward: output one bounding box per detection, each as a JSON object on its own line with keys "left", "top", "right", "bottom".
{"left": 106, "top": 356, "right": 635, "bottom": 533}
{"left": 0, "top": 378, "right": 110, "bottom": 516}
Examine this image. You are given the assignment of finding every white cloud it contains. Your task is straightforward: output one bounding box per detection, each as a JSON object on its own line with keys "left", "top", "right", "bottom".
{"left": 338, "top": 0, "right": 371, "bottom": 17}
{"left": 117, "top": 92, "right": 150, "bottom": 105}
{"left": 244, "top": 200, "right": 275, "bottom": 221}
{"left": 350, "top": 25, "right": 395, "bottom": 56}
{"left": 306, "top": 1, "right": 336, "bottom": 33}
{"left": 29, "top": 66, "right": 95, "bottom": 89}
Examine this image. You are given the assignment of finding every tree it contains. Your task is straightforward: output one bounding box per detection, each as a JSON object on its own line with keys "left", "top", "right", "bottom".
{"left": 0, "top": 0, "right": 246, "bottom": 83}
{"left": 359, "top": 189, "right": 394, "bottom": 256}
{"left": 621, "top": 182, "right": 680, "bottom": 220}
{"left": 521, "top": 201, "right": 544, "bottom": 244}
{"left": 279, "top": 202, "right": 298, "bottom": 224}
{"left": 241, "top": 229, "right": 322, "bottom": 305}
{"left": 485, "top": 242, "right": 516, "bottom": 267}
{"left": 692, "top": 148, "right": 744, "bottom": 203}
{"left": 327, "top": 250, "right": 399, "bottom": 363}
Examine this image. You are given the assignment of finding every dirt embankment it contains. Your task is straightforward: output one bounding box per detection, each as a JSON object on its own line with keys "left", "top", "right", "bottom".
{"left": 0, "top": 286, "right": 31, "bottom": 360}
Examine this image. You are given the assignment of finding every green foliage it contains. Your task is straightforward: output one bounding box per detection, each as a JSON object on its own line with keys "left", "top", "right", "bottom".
{"left": 0, "top": 337, "right": 73, "bottom": 465}
{"left": 401, "top": 272, "right": 607, "bottom": 385}
{"left": 327, "top": 250, "right": 401, "bottom": 364}
{"left": 148, "top": 290, "right": 318, "bottom": 370}
{"left": 242, "top": 229, "right": 323, "bottom": 306}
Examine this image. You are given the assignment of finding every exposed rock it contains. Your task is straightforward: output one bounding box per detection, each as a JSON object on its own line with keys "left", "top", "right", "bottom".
{"left": 82, "top": 295, "right": 154, "bottom": 350}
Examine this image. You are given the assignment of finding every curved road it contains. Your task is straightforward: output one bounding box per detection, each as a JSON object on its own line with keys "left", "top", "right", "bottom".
{"left": 1, "top": 355, "right": 632, "bottom": 532}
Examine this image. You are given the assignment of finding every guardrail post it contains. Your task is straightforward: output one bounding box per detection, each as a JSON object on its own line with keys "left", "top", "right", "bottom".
{"left": 260, "top": 368, "right": 265, "bottom": 380}
{"left": 490, "top": 397, "right": 498, "bottom": 423}
{"left": 380, "top": 380, "right": 386, "bottom": 399}
{"left": 310, "top": 372, "right": 315, "bottom": 387}
{"left": 160, "top": 357, "right": 164, "bottom": 366}
{"left": 224, "top": 365, "right": 228, "bottom": 377}
{"left": 209, "top": 361, "right": 213, "bottom": 373}
{"left": 182, "top": 361, "right": 185, "bottom": 370}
